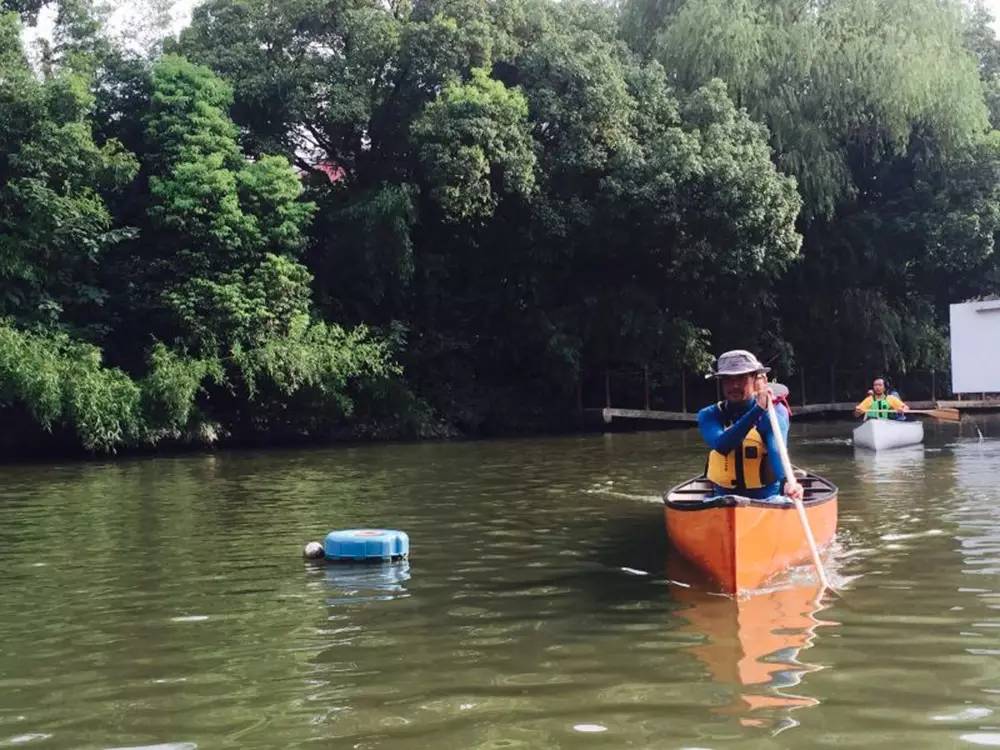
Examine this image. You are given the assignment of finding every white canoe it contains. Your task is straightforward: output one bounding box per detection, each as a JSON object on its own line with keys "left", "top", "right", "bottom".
{"left": 853, "top": 419, "right": 924, "bottom": 451}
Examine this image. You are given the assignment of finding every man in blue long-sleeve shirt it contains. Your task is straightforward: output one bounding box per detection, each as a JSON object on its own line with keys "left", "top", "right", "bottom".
{"left": 698, "top": 350, "right": 803, "bottom": 501}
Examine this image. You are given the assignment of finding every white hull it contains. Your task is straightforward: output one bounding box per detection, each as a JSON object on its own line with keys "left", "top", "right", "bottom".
{"left": 853, "top": 419, "right": 924, "bottom": 451}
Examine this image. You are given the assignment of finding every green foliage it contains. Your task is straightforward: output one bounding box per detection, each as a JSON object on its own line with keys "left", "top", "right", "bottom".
{"left": 2, "top": 1, "right": 46, "bottom": 25}
{"left": 148, "top": 152, "right": 250, "bottom": 264}
{"left": 650, "top": 0, "right": 988, "bottom": 219}
{"left": 233, "top": 318, "right": 401, "bottom": 408}
{"left": 412, "top": 67, "right": 536, "bottom": 220}
{"left": 2, "top": 0, "right": 999, "bottom": 450}
{"left": 0, "top": 29, "right": 406, "bottom": 452}
{"left": 164, "top": 254, "right": 313, "bottom": 353}
{"left": 140, "top": 343, "right": 220, "bottom": 432}
{"left": 0, "top": 13, "right": 42, "bottom": 153}
{"left": 142, "top": 55, "right": 318, "bottom": 349}
{"left": 621, "top": 0, "right": 1000, "bottom": 372}
{"left": 51, "top": 0, "right": 112, "bottom": 75}
{"left": 172, "top": 0, "right": 406, "bottom": 159}
{"left": 139, "top": 53, "right": 397, "bottom": 432}
{"left": 0, "top": 11, "right": 138, "bottom": 334}
{"left": 0, "top": 322, "right": 224, "bottom": 451}
{"left": 675, "top": 79, "right": 801, "bottom": 276}
{"left": 145, "top": 54, "right": 240, "bottom": 168}
{"left": 0, "top": 321, "right": 143, "bottom": 451}
{"left": 238, "top": 156, "right": 316, "bottom": 256}
{"left": 309, "top": 183, "right": 417, "bottom": 323}
{"left": 964, "top": 1, "right": 1000, "bottom": 128}
{"left": 580, "top": 75, "right": 801, "bottom": 366}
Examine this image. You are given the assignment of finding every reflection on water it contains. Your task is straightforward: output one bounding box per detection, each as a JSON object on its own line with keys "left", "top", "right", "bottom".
{"left": 852, "top": 444, "right": 926, "bottom": 484}
{"left": 952, "top": 438, "right": 1000, "bottom": 493}
{"left": 950, "top": 439, "right": 1000, "bottom": 579}
{"left": 2, "top": 419, "right": 1000, "bottom": 748}
{"left": 316, "top": 561, "right": 412, "bottom": 605}
{"left": 668, "top": 556, "right": 833, "bottom": 734}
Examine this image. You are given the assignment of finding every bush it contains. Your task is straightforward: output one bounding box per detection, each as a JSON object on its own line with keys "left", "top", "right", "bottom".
{"left": 0, "top": 321, "right": 143, "bottom": 451}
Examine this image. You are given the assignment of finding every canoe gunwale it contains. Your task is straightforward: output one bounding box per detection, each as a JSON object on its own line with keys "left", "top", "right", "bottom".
{"left": 662, "top": 472, "right": 838, "bottom": 512}
{"left": 664, "top": 493, "right": 836, "bottom": 511}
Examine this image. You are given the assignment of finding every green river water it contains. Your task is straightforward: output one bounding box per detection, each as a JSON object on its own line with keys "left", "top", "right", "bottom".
{"left": 2, "top": 416, "right": 999, "bottom": 749}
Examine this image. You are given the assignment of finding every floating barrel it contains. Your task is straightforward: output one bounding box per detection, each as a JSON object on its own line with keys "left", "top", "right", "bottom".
{"left": 323, "top": 529, "right": 409, "bottom": 562}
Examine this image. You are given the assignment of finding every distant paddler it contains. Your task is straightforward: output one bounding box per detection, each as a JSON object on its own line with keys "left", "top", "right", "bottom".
{"left": 853, "top": 377, "right": 909, "bottom": 420}
{"left": 699, "top": 350, "right": 803, "bottom": 502}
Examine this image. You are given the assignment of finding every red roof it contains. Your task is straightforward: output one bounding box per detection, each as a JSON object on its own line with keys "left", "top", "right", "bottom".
{"left": 314, "top": 161, "right": 346, "bottom": 183}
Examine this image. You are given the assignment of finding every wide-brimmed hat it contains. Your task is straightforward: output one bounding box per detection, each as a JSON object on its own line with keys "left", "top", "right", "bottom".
{"left": 705, "top": 349, "right": 771, "bottom": 379}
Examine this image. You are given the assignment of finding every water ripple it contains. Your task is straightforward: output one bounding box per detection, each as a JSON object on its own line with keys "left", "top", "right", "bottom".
{"left": 0, "top": 423, "right": 999, "bottom": 747}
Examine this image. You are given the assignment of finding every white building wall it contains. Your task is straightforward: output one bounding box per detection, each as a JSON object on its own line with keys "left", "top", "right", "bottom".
{"left": 951, "top": 301, "right": 1000, "bottom": 393}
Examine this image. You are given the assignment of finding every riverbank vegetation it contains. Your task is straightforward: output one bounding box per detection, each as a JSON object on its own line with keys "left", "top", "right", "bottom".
{"left": 2, "top": 0, "right": 999, "bottom": 452}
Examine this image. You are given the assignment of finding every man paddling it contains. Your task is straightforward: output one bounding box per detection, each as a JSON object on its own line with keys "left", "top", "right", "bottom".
{"left": 698, "top": 350, "right": 803, "bottom": 501}
{"left": 853, "top": 377, "right": 909, "bottom": 420}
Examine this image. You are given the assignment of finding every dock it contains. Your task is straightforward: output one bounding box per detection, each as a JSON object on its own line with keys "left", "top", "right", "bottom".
{"left": 595, "top": 408, "right": 697, "bottom": 424}
{"left": 591, "top": 400, "right": 997, "bottom": 426}
{"left": 582, "top": 364, "right": 998, "bottom": 427}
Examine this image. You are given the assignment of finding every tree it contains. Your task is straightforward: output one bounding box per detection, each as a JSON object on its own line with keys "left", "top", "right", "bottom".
{"left": 0, "top": 10, "right": 138, "bottom": 336}
{"left": 623, "top": 0, "right": 998, "bottom": 372}
{"left": 645, "top": 0, "right": 988, "bottom": 220}
{"left": 174, "top": 0, "right": 805, "bottom": 428}
{"left": 138, "top": 54, "right": 397, "bottom": 423}
{"left": 411, "top": 67, "right": 536, "bottom": 221}
{"left": 963, "top": 1, "right": 1000, "bottom": 128}
{"left": 2, "top": 0, "right": 46, "bottom": 25}
{"left": 7, "top": 0, "right": 997, "bottom": 447}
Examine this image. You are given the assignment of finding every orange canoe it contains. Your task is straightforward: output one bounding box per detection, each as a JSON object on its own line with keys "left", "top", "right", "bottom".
{"left": 663, "top": 473, "right": 838, "bottom": 594}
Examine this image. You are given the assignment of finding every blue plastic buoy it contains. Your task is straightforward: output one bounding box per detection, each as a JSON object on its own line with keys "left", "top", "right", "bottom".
{"left": 323, "top": 529, "right": 409, "bottom": 562}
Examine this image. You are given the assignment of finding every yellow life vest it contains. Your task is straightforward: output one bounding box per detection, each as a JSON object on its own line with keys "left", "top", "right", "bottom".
{"left": 866, "top": 396, "right": 892, "bottom": 419}
{"left": 705, "top": 401, "right": 775, "bottom": 491}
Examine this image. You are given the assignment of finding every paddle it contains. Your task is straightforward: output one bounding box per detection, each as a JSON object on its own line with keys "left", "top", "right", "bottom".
{"left": 764, "top": 399, "right": 832, "bottom": 592}
{"left": 904, "top": 408, "right": 960, "bottom": 421}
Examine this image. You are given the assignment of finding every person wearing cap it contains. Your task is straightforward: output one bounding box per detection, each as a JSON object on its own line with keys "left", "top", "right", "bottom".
{"left": 853, "top": 377, "right": 909, "bottom": 420}
{"left": 698, "top": 350, "right": 803, "bottom": 501}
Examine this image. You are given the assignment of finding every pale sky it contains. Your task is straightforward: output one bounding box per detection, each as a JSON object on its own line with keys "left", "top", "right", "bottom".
{"left": 24, "top": 0, "right": 200, "bottom": 54}
{"left": 120, "top": 0, "right": 1000, "bottom": 36}
{"left": 20, "top": 0, "right": 1000, "bottom": 52}
{"left": 985, "top": 0, "right": 1000, "bottom": 30}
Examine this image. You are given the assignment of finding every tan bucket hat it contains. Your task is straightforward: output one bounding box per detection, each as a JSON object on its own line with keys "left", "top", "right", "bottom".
{"left": 705, "top": 350, "right": 771, "bottom": 379}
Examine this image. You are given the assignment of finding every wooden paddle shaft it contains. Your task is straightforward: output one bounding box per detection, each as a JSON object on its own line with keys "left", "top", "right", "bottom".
{"left": 910, "top": 408, "right": 960, "bottom": 421}
{"left": 766, "top": 402, "right": 832, "bottom": 591}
